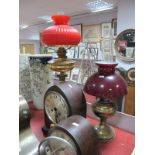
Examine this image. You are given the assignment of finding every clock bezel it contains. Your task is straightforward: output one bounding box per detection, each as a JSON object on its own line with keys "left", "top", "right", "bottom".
{"left": 49, "top": 127, "right": 80, "bottom": 155}
{"left": 126, "top": 67, "right": 135, "bottom": 86}
{"left": 44, "top": 84, "right": 72, "bottom": 128}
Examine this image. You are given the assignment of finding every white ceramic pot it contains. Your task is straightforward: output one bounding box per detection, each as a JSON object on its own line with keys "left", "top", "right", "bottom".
{"left": 19, "top": 54, "right": 32, "bottom": 102}
{"left": 29, "top": 55, "right": 54, "bottom": 109}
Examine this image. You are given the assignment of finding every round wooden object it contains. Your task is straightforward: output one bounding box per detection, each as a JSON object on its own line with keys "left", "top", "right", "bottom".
{"left": 43, "top": 81, "right": 86, "bottom": 134}
{"left": 49, "top": 115, "right": 100, "bottom": 155}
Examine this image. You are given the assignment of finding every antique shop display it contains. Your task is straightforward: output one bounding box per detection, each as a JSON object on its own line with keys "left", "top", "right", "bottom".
{"left": 41, "top": 14, "right": 80, "bottom": 81}
{"left": 115, "top": 29, "right": 135, "bottom": 62}
{"left": 19, "top": 54, "right": 32, "bottom": 102}
{"left": 19, "top": 95, "right": 39, "bottom": 155}
{"left": 39, "top": 115, "right": 100, "bottom": 155}
{"left": 84, "top": 62, "right": 127, "bottom": 141}
{"left": 43, "top": 81, "right": 86, "bottom": 134}
{"left": 29, "top": 54, "right": 53, "bottom": 109}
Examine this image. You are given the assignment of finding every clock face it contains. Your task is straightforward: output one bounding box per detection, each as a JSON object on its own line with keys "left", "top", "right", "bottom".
{"left": 45, "top": 91, "right": 70, "bottom": 123}
{"left": 51, "top": 130, "right": 77, "bottom": 154}
{"left": 39, "top": 136, "right": 77, "bottom": 155}
{"left": 127, "top": 68, "right": 135, "bottom": 82}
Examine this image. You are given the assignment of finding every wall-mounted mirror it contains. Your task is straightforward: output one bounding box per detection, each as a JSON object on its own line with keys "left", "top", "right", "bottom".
{"left": 115, "top": 29, "right": 135, "bottom": 62}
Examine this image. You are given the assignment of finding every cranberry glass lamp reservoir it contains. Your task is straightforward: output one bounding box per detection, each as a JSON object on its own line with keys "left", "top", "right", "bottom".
{"left": 84, "top": 62, "right": 127, "bottom": 142}
{"left": 41, "top": 15, "right": 81, "bottom": 81}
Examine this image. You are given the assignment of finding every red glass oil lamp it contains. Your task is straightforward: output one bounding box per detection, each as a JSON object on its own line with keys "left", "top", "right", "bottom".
{"left": 84, "top": 61, "right": 127, "bottom": 142}
{"left": 41, "top": 15, "right": 81, "bottom": 81}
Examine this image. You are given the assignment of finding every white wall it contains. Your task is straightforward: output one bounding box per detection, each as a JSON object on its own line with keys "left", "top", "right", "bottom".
{"left": 19, "top": 23, "right": 51, "bottom": 40}
{"left": 117, "top": 0, "right": 135, "bottom": 34}
{"left": 70, "top": 10, "right": 117, "bottom": 25}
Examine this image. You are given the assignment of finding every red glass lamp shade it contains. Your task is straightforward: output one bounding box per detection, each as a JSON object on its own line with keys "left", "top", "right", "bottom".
{"left": 41, "top": 15, "right": 81, "bottom": 46}
{"left": 84, "top": 62, "right": 127, "bottom": 99}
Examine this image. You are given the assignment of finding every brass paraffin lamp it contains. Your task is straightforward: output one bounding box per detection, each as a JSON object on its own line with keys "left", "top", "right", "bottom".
{"left": 84, "top": 62, "right": 127, "bottom": 142}
{"left": 41, "top": 15, "right": 81, "bottom": 81}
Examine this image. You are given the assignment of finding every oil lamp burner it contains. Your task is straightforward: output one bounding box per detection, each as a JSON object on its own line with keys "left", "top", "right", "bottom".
{"left": 84, "top": 62, "right": 127, "bottom": 142}
{"left": 41, "top": 15, "right": 81, "bottom": 81}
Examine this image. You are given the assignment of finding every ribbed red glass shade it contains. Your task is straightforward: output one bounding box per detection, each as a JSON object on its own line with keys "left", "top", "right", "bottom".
{"left": 84, "top": 62, "right": 127, "bottom": 99}
{"left": 41, "top": 15, "right": 81, "bottom": 46}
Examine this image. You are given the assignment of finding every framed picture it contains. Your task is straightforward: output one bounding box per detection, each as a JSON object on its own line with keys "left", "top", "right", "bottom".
{"left": 82, "top": 24, "right": 101, "bottom": 42}
{"left": 101, "top": 39, "right": 111, "bottom": 52}
{"left": 102, "top": 23, "right": 111, "bottom": 38}
{"left": 70, "top": 67, "right": 80, "bottom": 82}
{"left": 111, "top": 39, "right": 116, "bottom": 55}
{"left": 111, "top": 18, "right": 117, "bottom": 37}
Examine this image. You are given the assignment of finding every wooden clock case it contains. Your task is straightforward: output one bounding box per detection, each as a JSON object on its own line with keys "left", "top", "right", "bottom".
{"left": 49, "top": 115, "right": 100, "bottom": 155}
{"left": 42, "top": 81, "right": 87, "bottom": 135}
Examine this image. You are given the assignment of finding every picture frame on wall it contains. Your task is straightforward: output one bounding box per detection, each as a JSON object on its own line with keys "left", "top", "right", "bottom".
{"left": 112, "top": 39, "right": 116, "bottom": 55}
{"left": 101, "top": 39, "right": 111, "bottom": 52}
{"left": 101, "top": 23, "right": 111, "bottom": 38}
{"left": 70, "top": 67, "right": 80, "bottom": 82}
{"left": 82, "top": 24, "right": 101, "bottom": 42}
{"left": 111, "top": 18, "right": 117, "bottom": 37}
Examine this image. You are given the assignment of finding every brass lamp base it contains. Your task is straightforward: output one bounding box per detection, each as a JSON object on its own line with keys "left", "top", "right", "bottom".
{"left": 48, "top": 47, "right": 75, "bottom": 81}
{"left": 94, "top": 124, "right": 115, "bottom": 142}
{"left": 92, "top": 98, "right": 117, "bottom": 142}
